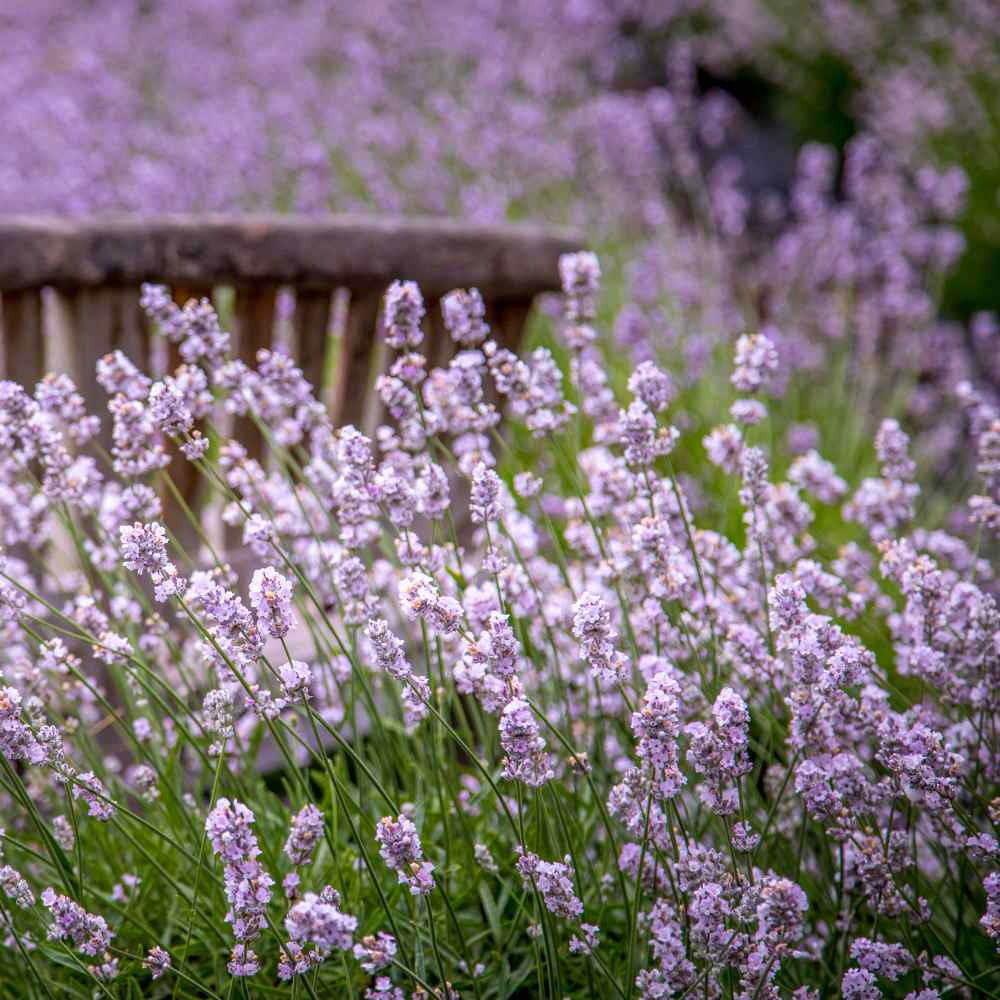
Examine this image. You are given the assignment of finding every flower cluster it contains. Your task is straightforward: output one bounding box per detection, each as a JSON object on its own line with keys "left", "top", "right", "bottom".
{"left": 206, "top": 798, "right": 275, "bottom": 975}
{"left": 375, "top": 815, "right": 435, "bottom": 896}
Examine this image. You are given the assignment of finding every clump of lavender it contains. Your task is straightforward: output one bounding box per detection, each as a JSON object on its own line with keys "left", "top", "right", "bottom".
{"left": 441, "top": 288, "right": 488, "bottom": 346}
{"left": 353, "top": 932, "right": 397, "bottom": 973}
{"left": 2, "top": 240, "right": 1000, "bottom": 997}
{"left": 632, "top": 670, "right": 685, "bottom": 800}
{"left": 143, "top": 946, "right": 170, "bottom": 980}
{"left": 731, "top": 332, "right": 779, "bottom": 394}
{"left": 120, "top": 521, "right": 185, "bottom": 600}
{"left": 685, "top": 687, "right": 752, "bottom": 814}
{"left": 0, "top": 865, "right": 34, "bottom": 909}
{"left": 469, "top": 462, "right": 503, "bottom": 524}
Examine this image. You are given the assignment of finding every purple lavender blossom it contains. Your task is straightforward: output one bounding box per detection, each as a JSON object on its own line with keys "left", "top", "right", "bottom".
{"left": 628, "top": 361, "right": 674, "bottom": 413}
{"left": 383, "top": 281, "right": 425, "bottom": 350}
{"left": 731, "top": 332, "right": 779, "bottom": 394}
{"left": 685, "top": 687, "right": 752, "bottom": 814}
{"left": 41, "top": 888, "right": 113, "bottom": 956}
{"left": 499, "top": 697, "right": 553, "bottom": 787}
{"left": 398, "top": 571, "right": 463, "bottom": 635}
{"left": 515, "top": 849, "right": 583, "bottom": 920}
{"left": 375, "top": 814, "right": 435, "bottom": 895}
{"left": 572, "top": 592, "right": 628, "bottom": 684}
{"left": 285, "top": 804, "right": 324, "bottom": 866}
{"left": 365, "top": 619, "right": 412, "bottom": 679}
{"left": 441, "top": 288, "right": 488, "bottom": 346}
{"left": 0, "top": 865, "right": 34, "bottom": 908}
{"left": 248, "top": 567, "right": 296, "bottom": 638}
{"left": 143, "top": 946, "right": 170, "bottom": 980}
{"left": 632, "top": 671, "right": 685, "bottom": 800}
{"left": 469, "top": 462, "right": 503, "bottom": 524}
{"left": 71, "top": 771, "right": 115, "bottom": 822}
{"left": 206, "top": 799, "right": 261, "bottom": 864}
{"left": 227, "top": 944, "right": 260, "bottom": 977}
{"left": 281, "top": 890, "right": 357, "bottom": 979}
{"left": 353, "top": 932, "right": 398, "bottom": 973}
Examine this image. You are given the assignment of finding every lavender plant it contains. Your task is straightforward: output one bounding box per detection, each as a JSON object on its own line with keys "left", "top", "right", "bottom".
{"left": 0, "top": 252, "right": 998, "bottom": 999}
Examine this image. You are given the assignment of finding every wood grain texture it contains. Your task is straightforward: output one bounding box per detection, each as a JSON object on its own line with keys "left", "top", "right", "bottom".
{"left": 331, "top": 289, "right": 381, "bottom": 430}
{"left": 292, "top": 288, "right": 333, "bottom": 401}
{"left": 234, "top": 285, "right": 277, "bottom": 465}
{"left": 0, "top": 289, "right": 45, "bottom": 389}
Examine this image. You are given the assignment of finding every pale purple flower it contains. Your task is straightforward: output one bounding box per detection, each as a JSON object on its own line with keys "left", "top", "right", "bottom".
{"left": 72, "top": 771, "right": 115, "bottom": 822}
{"left": 383, "top": 281, "right": 425, "bottom": 350}
{"left": 569, "top": 923, "right": 600, "bottom": 955}
{"left": 279, "top": 659, "right": 313, "bottom": 701}
{"left": 375, "top": 814, "right": 435, "bottom": 895}
{"left": 470, "top": 462, "right": 503, "bottom": 524}
{"left": 398, "top": 571, "right": 463, "bottom": 635}
{"left": 731, "top": 398, "right": 767, "bottom": 425}
{"left": 442, "top": 288, "right": 488, "bottom": 346}
{"left": 143, "top": 946, "right": 170, "bottom": 979}
{"left": 685, "top": 687, "right": 752, "bottom": 814}
{"left": 365, "top": 619, "right": 411, "bottom": 679}
{"left": 731, "top": 332, "right": 779, "bottom": 394}
{"left": 559, "top": 251, "right": 601, "bottom": 325}
{"left": 227, "top": 944, "right": 260, "bottom": 977}
{"left": 633, "top": 671, "right": 685, "bottom": 799}
{"left": 875, "top": 419, "right": 916, "bottom": 480}
{"left": 119, "top": 521, "right": 170, "bottom": 576}
{"left": 516, "top": 849, "right": 583, "bottom": 920}
{"left": 285, "top": 804, "right": 324, "bottom": 866}
{"left": 353, "top": 932, "right": 397, "bottom": 972}
{"left": 41, "top": 888, "right": 112, "bottom": 956}
{"left": 206, "top": 798, "right": 261, "bottom": 864}
{"left": 573, "top": 592, "right": 628, "bottom": 684}
{"left": 0, "top": 864, "right": 34, "bottom": 908}
{"left": 285, "top": 891, "right": 357, "bottom": 953}
{"left": 248, "top": 567, "right": 295, "bottom": 638}
{"left": 499, "top": 697, "right": 553, "bottom": 787}
{"left": 628, "top": 361, "right": 674, "bottom": 413}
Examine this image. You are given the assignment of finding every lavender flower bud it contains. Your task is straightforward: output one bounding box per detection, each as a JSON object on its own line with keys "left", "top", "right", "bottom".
{"left": 515, "top": 848, "right": 583, "bottom": 920}
{"left": 383, "top": 281, "right": 425, "bottom": 350}
{"left": 143, "top": 946, "right": 170, "bottom": 980}
{"left": 248, "top": 567, "right": 295, "bottom": 638}
{"left": 499, "top": 697, "right": 553, "bottom": 787}
{"left": 731, "top": 332, "right": 779, "bottom": 394}
{"left": 285, "top": 804, "right": 324, "bottom": 866}
{"left": 470, "top": 462, "right": 503, "bottom": 524}
{"left": 375, "top": 814, "right": 435, "bottom": 895}
{"left": 441, "top": 288, "right": 488, "bottom": 346}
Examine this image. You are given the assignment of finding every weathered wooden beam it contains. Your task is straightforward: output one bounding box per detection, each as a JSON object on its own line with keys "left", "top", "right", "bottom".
{"left": 292, "top": 288, "right": 333, "bottom": 400}
{"left": 0, "top": 215, "right": 582, "bottom": 299}
{"left": 0, "top": 289, "right": 45, "bottom": 390}
{"left": 331, "top": 290, "right": 382, "bottom": 431}
{"left": 233, "top": 284, "right": 277, "bottom": 464}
